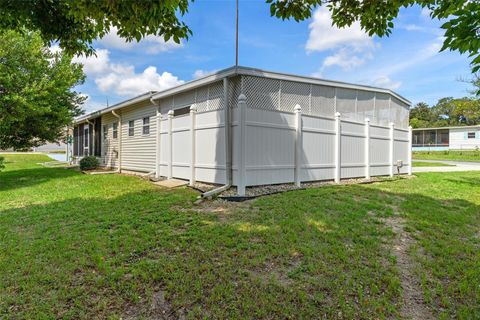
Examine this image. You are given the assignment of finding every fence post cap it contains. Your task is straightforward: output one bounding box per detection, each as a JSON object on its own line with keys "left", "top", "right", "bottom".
{"left": 365, "top": 117, "right": 370, "bottom": 123}
{"left": 335, "top": 112, "right": 341, "bottom": 118}
{"left": 238, "top": 93, "right": 247, "bottom": 102}
{"left": 167, "top": 109, "right": 174, "bottom": 117}
{"left": 294, "top": 104, "right": 302, "bottom": 112}
{"left": 389, "top": 122, "right": 395, "bottom": 127}
{"left": 190, "top": 104, "right": 197, "bottom": 113}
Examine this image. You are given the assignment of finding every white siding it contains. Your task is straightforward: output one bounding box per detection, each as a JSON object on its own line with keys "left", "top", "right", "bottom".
{"left": 120, "top": 103, "right": 157, "bottom": 172}
{"left": 449, "top": 128, "right": 480, "bottom": 150}
{"left": 101, "top": 113, "right": 119, "bottom": 169}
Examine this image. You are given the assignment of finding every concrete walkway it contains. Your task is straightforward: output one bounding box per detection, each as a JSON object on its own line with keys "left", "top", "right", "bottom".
{"left": 413, "top": 159, "right": 480, "bottom": 173}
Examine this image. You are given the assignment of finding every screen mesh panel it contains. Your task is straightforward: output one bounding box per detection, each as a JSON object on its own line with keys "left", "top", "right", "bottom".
{"left": 311, "top": 85, "right": 335, "bottom": 117}
{"left": 374, "top": 93, "right": 390, "bottom": 126}
{"left": 335, "top": 88, "right": 357, "bottom": 120}
{"left": 357, "top": 91, "right": 375, "bottom": 122}
{"left": 244, "top": 76, "right": 280, "bottom": 111}
{"left": 280, "top": 80, "right": 310, "bottom": 113}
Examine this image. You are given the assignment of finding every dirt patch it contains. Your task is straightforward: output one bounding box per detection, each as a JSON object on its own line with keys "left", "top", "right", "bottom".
{"left": 181, "top": 199, "right": 256, "bottom": 222}
{"left": 383, "top": 214, "right": 434, "bottom": 320}
{"left": 123, "top": 289, "right": 186, "bottom": 320}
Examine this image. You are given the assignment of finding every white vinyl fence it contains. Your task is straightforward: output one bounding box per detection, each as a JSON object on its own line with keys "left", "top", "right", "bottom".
{"left": 155, "top": 93, "right": 412, "bottom": 196}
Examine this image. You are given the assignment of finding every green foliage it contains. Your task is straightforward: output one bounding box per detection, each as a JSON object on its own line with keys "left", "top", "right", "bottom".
{"left": 0, "top": 29, "right": 85, "bottom": 150}
{"left": 409, "top": 97, "right": 480, "bottom": 128}
{"left": 79, "top": 156, "right": 99, "bottom": 171}
{"left": 0, "top": 156, "right": 4, "bottom": 172}
{"left": 0, "top": 0, "right": 192, "bottom": 56}
{"left": 267, "top": 0, "right": 480, "bottom": 76}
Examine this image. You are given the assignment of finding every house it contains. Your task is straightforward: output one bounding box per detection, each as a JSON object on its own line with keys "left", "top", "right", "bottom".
{"left": 412, "top": 125, "right": 480, "bottom": 151}
{"left": 72, "top": 66, "right": 412, "bottom": 196}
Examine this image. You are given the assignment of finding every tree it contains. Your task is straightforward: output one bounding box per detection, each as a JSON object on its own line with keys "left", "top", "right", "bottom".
{"left": 0, "top": 0, "right": 191, "bottom": 56}
{"left": 409, "top": 102, "right": 435, "bottom": 128}
{"left": 0, "top": 30, "right": 85, "bottom": 150}
{"left": 0, "top": 0, "right": 478, "bottom": 75}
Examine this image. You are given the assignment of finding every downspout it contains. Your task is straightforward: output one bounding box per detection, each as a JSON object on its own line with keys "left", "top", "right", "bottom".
{"left": 150, "top": 97, "right": 161, "bottom": 179}
{"left": 201, "top": 76, "right": 232, "bottom": 198}
{"left": 111, "top": 110, "right": 122, "bottom": 173}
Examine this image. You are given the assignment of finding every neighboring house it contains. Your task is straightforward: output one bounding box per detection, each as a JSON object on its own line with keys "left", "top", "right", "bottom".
{"left": 412, "top": 125, "right": 480, "bottom": 151}
{"left": 72, "top": 66, "right": 412, "bottom": 195}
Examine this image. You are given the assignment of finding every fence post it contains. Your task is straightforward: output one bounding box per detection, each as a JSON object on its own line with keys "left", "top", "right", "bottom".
{"left": 237, "top": 94, "right": 247, "bottom": 196}
{"left": 168, "top": 109, "right": 174, "bottom": 179}
{"left": 365, "top": 118, "right": 371, "bottom": 180}
{"left": 155, "top": 107, "right": 161, "bottom": 179}
{"left": 335, "top": 112, "right": 341, "bottom": 183}
{"left": 189, "top": 105, "right": 197, "bottom": 186}
{"left": 408, "top": 126, "right": 413, "bottom": 175}
{"left": 389, "top": 122, "right": 395, "bottom": 177}
{"left": 294, "top": 104, "right": 302, "bottom": 187}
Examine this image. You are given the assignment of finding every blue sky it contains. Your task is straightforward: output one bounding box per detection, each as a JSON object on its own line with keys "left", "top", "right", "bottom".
{"left": 75, "top": 1, "right": 474, "bottom": 113}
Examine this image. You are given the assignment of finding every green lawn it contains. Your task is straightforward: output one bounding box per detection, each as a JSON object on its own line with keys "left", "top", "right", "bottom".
{"left": 413, "top": 150, "right": 480, "bottom": 162}
{"left": 412, "top": 161, "right": 455, "bottom": 167}
{"left": 0, "top": 154, "right": 479, "bottom": 319}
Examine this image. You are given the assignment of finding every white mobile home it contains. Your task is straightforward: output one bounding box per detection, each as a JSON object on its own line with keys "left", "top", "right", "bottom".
{"left": 412, "top": 125, "right": 480, "bottom": 151}
{"left": 72, "top": 66, "right": 412, "bottom": 195}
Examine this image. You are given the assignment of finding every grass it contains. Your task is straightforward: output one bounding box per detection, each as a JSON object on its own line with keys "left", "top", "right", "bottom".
{"left": 413, "top": 150, "right": 480, "bottom": 162}
{"left": 412, "top": 161, "right": 455, "bottom": 167}
{"left": 0, "top": 154, "right": 479, "bottom": 319}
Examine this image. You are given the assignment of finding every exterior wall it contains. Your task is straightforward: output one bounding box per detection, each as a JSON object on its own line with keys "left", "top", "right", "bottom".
{"left": 120, "top": 102, "right": 157, "bottom": 172}
{"left": 449, "top": 128, "right": 480, "bottom": 150}
{"left": 100, "top": 113, "right": 119, "bottom": 168}
{"left": 75, "top": 74, "right": 411, "bottom": 189}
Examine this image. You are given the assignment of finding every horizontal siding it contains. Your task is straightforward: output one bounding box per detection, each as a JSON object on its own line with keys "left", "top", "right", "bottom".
{"left": 101, "top": 113, "right": 119, "bottom": 168}
{"left": 120, "top": 103, "right": 157, "bottom": 172}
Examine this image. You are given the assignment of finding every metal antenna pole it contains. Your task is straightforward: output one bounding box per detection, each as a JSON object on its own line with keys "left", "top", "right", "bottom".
{"left": 235, "top": 0, "right": 239, "bottom": 67}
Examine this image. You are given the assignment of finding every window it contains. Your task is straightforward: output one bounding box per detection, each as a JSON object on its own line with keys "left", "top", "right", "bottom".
{"left": 128, "top": 120, "right": 135, "bottom": 136}
{"left": 143, "top": 117, "right": 150, "bottom": 135}
{"left": 112, "top": 122, "right": 118, "bottom": 139}
{"left": 84, "top": 126, "right": 89, "bottom": 148}
{"left": 103, "top": 125, "right": 107, "bottom": 140}
{"left": 468, "top": 132, "right": 476, "bottom": 139}
{"left": 173, "top": 106, "right": 190, "bottom": 117}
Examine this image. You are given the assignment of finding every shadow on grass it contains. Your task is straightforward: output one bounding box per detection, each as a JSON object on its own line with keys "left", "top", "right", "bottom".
{"left": 0, "top": 180, "right": 479, "bottom": 319}
{"left": 0, "top": 167, "right": 80, "bottom": 192}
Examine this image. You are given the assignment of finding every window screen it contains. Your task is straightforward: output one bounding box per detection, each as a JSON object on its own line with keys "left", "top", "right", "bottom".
{"left": 112, "top": 122, "right": 118, "bottom": 139}
{"left": 128, "top": 120, "right": 135, "bottom": 136}
{"left": 103, "top": 125, "right": 107, "bottom": 140}
{"left": 143, "top": 117, "right": 150, "bottom": 135}
{"left": 173, "top": 106, "right": 190, "bottom": 117}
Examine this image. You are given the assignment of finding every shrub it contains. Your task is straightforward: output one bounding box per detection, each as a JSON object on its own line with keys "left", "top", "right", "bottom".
{"left": 79, "top": 156, "right": 99, "bottom": 171}
{"left": 0, "top": 156, "right": 4, "bottom": 172}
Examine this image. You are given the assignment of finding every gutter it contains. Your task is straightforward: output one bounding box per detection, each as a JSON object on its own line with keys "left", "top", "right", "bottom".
{"left": 111, "top": 110, "right": 122, "bottom": 173}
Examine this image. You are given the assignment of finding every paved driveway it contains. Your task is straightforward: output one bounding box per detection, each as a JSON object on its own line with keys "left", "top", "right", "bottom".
{"left": 413, "top": 160, "right": 480, "bottom": 173}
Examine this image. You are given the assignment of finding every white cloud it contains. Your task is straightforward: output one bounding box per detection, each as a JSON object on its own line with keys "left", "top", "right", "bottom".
{"left": 372, "top": 76, "right": 402, "bottom": 90}
{"left": 306, "top": 7, "right": 376, "bottom": 74}
{"left": 306, "top": 7, "right": 374, "bottom": 53}
{"left": 98, "top": 27, "right": 182, "bottom": 54}
{"left": 95, "top": 65, "right": 184, "bottom": 96}
{"left": 81, "top": 94, "right": 107, "bottom": 113}
{"left": 74, "top": 49, "right": 184, "bottom": 97}
{"left": 192, "top": 69, "right": 219, "bottom": 79}
{"left": 73, "top": 49, "right": 111, "bottom": 75}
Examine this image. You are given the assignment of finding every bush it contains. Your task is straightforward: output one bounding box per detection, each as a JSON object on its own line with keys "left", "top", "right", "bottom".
{"left": 0, "top": 156, "right": 4, "bottom": 172}
{"left": 79, "top": 156, "right": 99, "bottom": 171}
